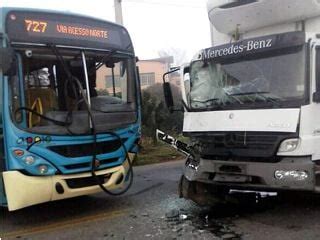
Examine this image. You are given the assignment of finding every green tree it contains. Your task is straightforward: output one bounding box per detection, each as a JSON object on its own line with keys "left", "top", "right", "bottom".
{"left": 141, "top": 83, "right": 183, "bottom": 142}
{"left": 97, "top": 89, "right": 109, "bottom": 96}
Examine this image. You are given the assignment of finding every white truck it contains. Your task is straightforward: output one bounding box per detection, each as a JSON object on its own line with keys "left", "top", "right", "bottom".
{"left": 159, "top": 0, "right": 320, "bottom": 204}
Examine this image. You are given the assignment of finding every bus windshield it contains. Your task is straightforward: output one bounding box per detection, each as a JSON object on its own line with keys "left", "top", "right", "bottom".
{"left": 10, "top": 48, "right": 137, "bottom": 135}
{"left": 189, "top": 47, "right": 306, "bottom": 110}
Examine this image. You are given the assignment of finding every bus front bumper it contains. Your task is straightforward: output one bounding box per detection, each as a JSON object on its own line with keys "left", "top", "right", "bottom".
{"left": 3, "top": 162, "right": 129, "bottom": 211}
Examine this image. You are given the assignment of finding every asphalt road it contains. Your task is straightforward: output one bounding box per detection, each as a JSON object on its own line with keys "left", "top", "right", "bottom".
{"left": 1, "top": 160, "right": 320, "bottom": 240}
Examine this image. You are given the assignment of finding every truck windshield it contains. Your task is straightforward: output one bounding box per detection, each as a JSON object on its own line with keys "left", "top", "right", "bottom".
{"left": 10, "top": 48, "right": 137, "bottom": 135}
{"left": 189, "top": 47, "right": 306, "bottom": 110}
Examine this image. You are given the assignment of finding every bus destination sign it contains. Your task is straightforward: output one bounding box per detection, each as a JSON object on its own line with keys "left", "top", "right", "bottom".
{"left": 24, "top": 19, "right": 108, "bottom": 40}
{"left": 6, "top": 11, "right": 133, "bottom": 51}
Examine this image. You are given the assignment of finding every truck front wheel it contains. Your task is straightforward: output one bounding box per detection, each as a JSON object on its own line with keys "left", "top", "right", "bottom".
{"left": 178, "top": 175, "right": 229, "bottom": 206}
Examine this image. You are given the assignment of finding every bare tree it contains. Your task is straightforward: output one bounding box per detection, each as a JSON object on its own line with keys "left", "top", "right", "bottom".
{"left": 158, "top": 47, "right": 188, "bottom": 66}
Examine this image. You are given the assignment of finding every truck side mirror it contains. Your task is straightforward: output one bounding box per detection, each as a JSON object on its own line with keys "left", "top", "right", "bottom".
{"left": 162, "top": 67, "right": 180, "bottom": 113}
{"left": 0, "top": 47, "right": 15, "bottom": 75}
{"left": 163, "top": 82, "right": 174, "bottom": 112}
{"left": 313, "top": 92, "right": 320, "bottom": 103}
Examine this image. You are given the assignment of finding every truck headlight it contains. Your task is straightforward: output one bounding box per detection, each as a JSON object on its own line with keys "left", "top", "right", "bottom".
{"left": 275, "top": 170, "right": 308, "bottom": 181}
{"left": 278, "top": 138, "right": 300, "bottom": 153}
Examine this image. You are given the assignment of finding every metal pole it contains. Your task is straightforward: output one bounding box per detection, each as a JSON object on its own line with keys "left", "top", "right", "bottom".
{"left": 81, "top": 51, "right": 92, "bottom": 128}
{"left": 210, "top": 23, "right": 214, "bottom": 46}
{"left": 114, "top": 0, "right": 124, "bottom": 25}
{"left": 111, "top": 67, "right": 116, "bottom": 97}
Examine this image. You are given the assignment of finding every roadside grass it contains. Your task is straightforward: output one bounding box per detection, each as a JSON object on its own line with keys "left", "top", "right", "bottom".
{"left": 133, "top": 137, "right": 185, "bottom": 166}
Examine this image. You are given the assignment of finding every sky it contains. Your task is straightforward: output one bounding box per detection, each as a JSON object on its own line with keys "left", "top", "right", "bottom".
{"left": 1, "top": 0, "right": 211, "bottom": 63}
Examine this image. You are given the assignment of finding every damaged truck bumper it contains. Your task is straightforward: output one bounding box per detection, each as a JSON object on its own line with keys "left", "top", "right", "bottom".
{"left": 3, "top": 162, "right": 129, "bottom": 211}
{"left": 180, "top": 156, "right": 319, "bottom": 204}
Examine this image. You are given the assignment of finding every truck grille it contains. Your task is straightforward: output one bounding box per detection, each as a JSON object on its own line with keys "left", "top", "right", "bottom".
{"left": 191, "top": 132, "right": 297, "bottom": 159}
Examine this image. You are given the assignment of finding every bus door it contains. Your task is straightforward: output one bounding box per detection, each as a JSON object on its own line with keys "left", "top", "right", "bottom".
{"left": 0, "top": 45, "right": 16, "bottom": 205}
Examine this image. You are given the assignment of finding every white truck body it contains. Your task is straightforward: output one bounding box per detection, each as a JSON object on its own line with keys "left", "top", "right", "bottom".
{"left": 176, "top": 0, "right": 320, "bottom": 202}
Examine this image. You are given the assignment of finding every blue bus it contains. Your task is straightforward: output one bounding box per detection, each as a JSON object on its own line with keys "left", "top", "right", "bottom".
{"left": 0, "top": 8, "right": 141, "bottom": 211}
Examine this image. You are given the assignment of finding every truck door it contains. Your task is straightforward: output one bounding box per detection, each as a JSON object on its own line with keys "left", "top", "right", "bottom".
{"left": 302, "top": 41, "right": 320, "bottom": 161}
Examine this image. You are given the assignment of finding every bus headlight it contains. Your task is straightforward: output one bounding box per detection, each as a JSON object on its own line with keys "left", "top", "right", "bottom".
{"left": 24, "top": 155, "right": 35, "bottom": 165}
{"left": 278, "top": 138, "right": 300, "bottom": 153}
{"left": 11, "top": 148, "right": 57, "bottom": 175}
{"left": 38, "top": 165, "right": 49, "bottom": 174}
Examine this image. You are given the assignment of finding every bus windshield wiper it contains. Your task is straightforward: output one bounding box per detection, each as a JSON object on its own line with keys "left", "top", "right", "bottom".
{"left": 51, "top": 45, "right": 88, "bottom": 134}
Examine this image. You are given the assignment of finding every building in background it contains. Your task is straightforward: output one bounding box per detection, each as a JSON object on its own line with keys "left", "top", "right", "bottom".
{"left": 138, "top": 56, "right": 182, "bottom": 89}
{"left": 97, "top": 56, "right": 181, "bottom": 93}
{"left": 137, "top": 56, "right": 173, "bottom": 89}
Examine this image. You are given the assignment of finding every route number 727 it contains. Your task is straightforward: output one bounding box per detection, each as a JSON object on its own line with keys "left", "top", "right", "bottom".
{"left": 24, "top": 19, "right": 48, "bottom": 33}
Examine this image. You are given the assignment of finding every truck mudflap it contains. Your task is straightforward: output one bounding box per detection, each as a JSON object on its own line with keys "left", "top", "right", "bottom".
{"left": 3, "top": 160, "right": 130, "bottom": 211}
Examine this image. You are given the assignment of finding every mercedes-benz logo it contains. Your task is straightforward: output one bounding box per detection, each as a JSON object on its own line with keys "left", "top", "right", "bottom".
{"left": 224, "top": 133, "right": 236, "bottom": 147}
{"left": 229, "top": 113, "right": 234, "bottom": 119}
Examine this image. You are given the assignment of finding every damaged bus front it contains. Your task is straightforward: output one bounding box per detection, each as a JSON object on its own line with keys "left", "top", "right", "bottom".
{"left": 0, "top": 8, "right": 141, "bottom": 211}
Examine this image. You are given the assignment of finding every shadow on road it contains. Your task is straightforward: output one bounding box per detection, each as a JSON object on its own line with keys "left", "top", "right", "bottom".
{"left": 179, "top": 191, "right": 320, "bottom": 239}
{"left": 1, "top": 195, "right": 129, "bottom": 228}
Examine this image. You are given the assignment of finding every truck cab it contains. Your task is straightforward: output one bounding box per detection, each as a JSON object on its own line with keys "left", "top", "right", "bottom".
{"left": 164, "top": 0, "right": 320, "bottom": 205}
